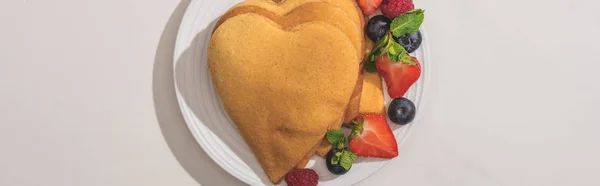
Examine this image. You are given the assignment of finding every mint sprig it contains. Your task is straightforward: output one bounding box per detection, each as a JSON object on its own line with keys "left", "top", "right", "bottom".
{"left": 326, "top": 130, "right": 346, "bottom": 149}
{"left": 390, "top": 9, "right": 425, "bottom": 38}
{"left": 330, "top": 149, "right": 357, "bottom": 171}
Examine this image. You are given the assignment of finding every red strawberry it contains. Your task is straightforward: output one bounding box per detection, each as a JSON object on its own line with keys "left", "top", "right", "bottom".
{"left": 285, "top": 169, "right": 319, "bottom": 186}
{"left": 348, "top": 113, "right": 398, "bottom": 158}
{"left": 356, "top": 0, "right": 383, "bottom": 15}
{"left": 381, "top": 0, "right": 415, "bottom": 18}
{"left": 376, "top": 55, "right": 421, "bottom": 99}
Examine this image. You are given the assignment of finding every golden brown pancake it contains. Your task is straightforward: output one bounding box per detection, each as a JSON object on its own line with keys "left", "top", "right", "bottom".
{"left": 216, "top": 2, "right": 365, "bottom": 61}
{"left": 215, "top": 0, "right": 366, "bottom": 158}
{"left": 360, "top": 72, "right": 386, "bottom": 114}
{"left": 208, "top": 13, "right": 359, "bottom": 183}
{"left": 212, "top": 0, "right": 367, "bottom": 171}
{"left": 342, "top": 34, "right": 374, "bottom": 123}
{"left": 294, "top": 139, "right": 321, "bottom": 169}
{"left": 342, "top": 74, "right": 364, "bottom": 124}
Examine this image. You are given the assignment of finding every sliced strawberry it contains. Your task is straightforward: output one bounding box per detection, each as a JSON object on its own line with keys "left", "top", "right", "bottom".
{"left": 376, "top": 55, "right": 421, "bottom": 99}
{"left": 356, "top": 0, "right": 383, "bottom": 15}
{"left": 348, "top": 113, "right": 398, "bottom": 158}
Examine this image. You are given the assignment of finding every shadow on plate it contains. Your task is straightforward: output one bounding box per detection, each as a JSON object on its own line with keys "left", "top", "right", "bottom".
{"left": 152, "top": 1, "right": 245, "bottom": 185}
{"left": 172, "top": 15, "right": 277, "bottom": 185}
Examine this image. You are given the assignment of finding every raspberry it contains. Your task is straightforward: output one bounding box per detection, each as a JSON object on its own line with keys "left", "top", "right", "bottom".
{"left": 284, "top": 169, "right": 319, "bottom": 186}
{"left": 381, "top": 0, "right": 415, "bottom": 18}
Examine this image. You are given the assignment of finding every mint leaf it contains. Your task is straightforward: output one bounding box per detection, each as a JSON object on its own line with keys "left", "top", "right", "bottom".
{"left": 387, "top": 41, "right": 404, "bottom": 62}
{"left": 339, "top": 150, "right": 357, "bottom": 170}
{"left": 331, "top": 151, "right": 343, "bottom": 165}
{"left": 388, "top": 40, "right": 414, "bottom": 63}
{"left": 374, "top": 34, "right": 390, "bottom": 49}
{"left": 326, "top": 130, "right": 346, "bottom": 148}
{"left": 390, "top": 9, "right": 425, "bottom": 38}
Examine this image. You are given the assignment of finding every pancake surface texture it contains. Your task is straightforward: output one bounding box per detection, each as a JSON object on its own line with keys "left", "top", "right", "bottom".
{"left": 232, "top": 0, "right": 364, "bottom": 27}
{"left": 208, "top": 13, "right": 359, "bottom": 183}
{"left": 215, "top": 2, "right": 364, "bottom": 58}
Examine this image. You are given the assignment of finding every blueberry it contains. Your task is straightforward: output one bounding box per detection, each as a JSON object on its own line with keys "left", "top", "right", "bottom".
{"left": 366, "top": 15, "right": 391, "bottom": 42}
{"left": 393, "top": 30, "right": 423, "bottom": 53}
{"left": 388, "top": 97, "right": 416, "bottom": 125}
{"left": 325, "top": 148, "right": 349, "bottom": 175}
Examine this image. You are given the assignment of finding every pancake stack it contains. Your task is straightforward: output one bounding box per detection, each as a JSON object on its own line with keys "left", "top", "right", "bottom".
{"left": 208, "top": 0, "right": 382, "bottom": 183}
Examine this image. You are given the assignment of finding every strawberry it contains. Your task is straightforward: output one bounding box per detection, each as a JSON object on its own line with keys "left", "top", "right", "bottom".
{"left": 348, "top": 113, "right": 398, "bottom": 158}
{"left": 376, "top": 55, "right": 421, "bottom": 99}
{"left": 356, "top": 0, "right": 383, "bottom": 15}
{"left": 364, "top": 32, "right": 422, "bottom": 99}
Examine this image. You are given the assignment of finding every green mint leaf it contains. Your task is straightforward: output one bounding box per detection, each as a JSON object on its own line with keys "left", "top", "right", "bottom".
{"left": 339, "top": 150, "right": 357, "bottom": 170}
{"left": 374, "top": 34, "right": 390, "bottom": 49}
{"left": 326, "top": 130, "right": 346, "bottom": 148}
{"left": 388, "top": 40, "right": 410, "bottom": 63}
{"left": 331, "top": 151, "right": 343, "bottom": 165}
{"left": 387, "top": 41, "right": 403, "bottom": 62}
{"left": 365, "top": 52, "right": 378, "bottom": 73}
{"left": 390, "top": 9, "right": 425, "bottom": 38}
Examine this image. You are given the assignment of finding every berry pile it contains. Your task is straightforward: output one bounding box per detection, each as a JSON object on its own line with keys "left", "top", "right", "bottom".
{"left": 364, "top": 9, "right": 425, "bottom": 99}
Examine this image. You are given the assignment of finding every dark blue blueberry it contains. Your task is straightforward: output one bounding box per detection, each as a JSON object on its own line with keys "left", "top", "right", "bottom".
{"left": 388, "top": 97, "right": 416, "bottom": 125}
{"left": 393, "top": 30, "right": 422, "bottom": 53}
{"left": 326, "top": 148, "right": 350, "bottom": 175}
{"left": 366, "top": 15, "right": 392, "bottom": 42}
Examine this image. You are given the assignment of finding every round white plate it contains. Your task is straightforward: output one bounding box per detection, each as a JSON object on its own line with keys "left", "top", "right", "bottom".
{"left": 173, "top": 0, "right": 430, "bottom": 185}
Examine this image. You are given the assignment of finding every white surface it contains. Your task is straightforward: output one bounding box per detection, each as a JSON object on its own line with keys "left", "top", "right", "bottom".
{"left": 1, "top": 0, "right": 599, "bottom": 186}
{"left": 172, "top": 1, "right": 429, "bottom": 185}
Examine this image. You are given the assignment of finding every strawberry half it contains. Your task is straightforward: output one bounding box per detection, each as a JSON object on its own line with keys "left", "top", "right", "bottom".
{"left": 356, "top": 0, "right": 383, "bottom": 15}
{"left": 376, "top": 55, "right": 421, "bottom": 99}
{"left": 348, "top": 113, "right": 398, "bottom": 158}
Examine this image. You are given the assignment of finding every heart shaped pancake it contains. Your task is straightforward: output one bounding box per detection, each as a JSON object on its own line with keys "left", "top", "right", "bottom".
{"left": 214, "top": 0, "right": 366, "bottom": 158}
{"left": 208, "top": 13, "right": 359, "bottom": 183}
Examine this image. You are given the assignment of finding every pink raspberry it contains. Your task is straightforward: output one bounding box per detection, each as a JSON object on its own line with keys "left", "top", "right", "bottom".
{"left": 284, "top": 169, "right": 319, "bottom": 186}
{"left": 381, "top": 0, "right": 415, "bottom": 18}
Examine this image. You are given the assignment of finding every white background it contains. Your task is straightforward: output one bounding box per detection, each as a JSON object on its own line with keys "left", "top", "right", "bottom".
{"left": 1, "top": 0, "right": 599, "bottom": 185}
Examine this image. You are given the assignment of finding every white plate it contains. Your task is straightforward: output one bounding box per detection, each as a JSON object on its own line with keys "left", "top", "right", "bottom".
{"left": 173, "top": 0, "right": 430, "bottom": 185}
